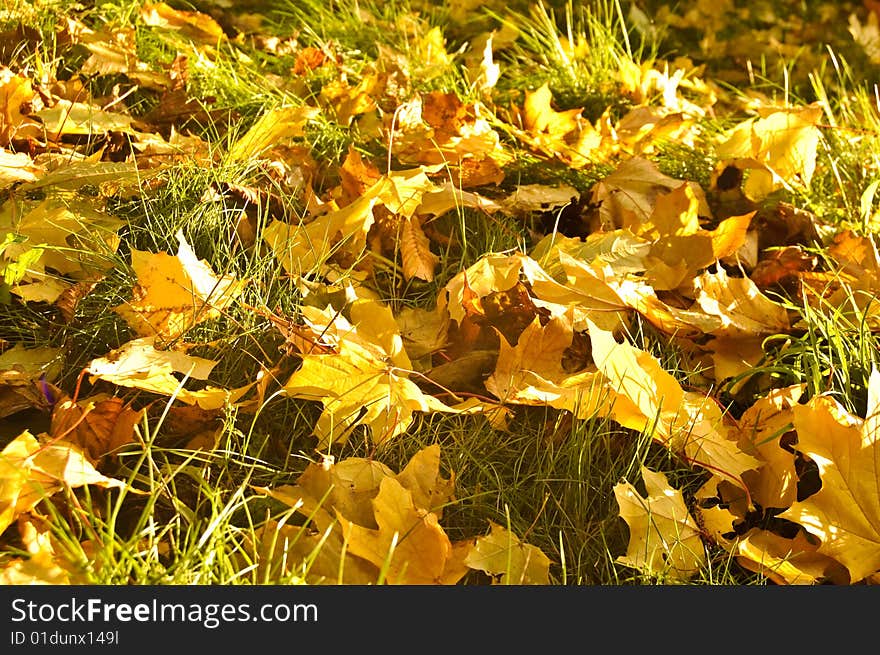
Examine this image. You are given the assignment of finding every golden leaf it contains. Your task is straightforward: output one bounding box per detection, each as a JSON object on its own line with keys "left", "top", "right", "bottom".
{"left": 693, "top": 268, "right": 790, "bottom": 337}
{"left": 589, "top": 321, "right": 760, "bottom": 486}
{"left": 0, "top": 69, "right": 42, "bottom": 145}
{"left": 114, "top": 229, "right": 245, "bottom": 339}
{"left": 0, "top": 518, "right": 81, "bottom": 584}
{"left": 486, "top": 312, "right": 606, "bottom": 418}
{"left": 227, "top": 105, "right": 321, "bottom": 162}
{"left": 734, "top": 528, "right": 849, "bottom": 585}
{"left": 262, "top": 194, "right": 378, "bottom": 277}
{"left": 734, "top": 385, "right": 804, "bottom": 509}
{"left": 86, "top": 337, "right": 252, "bottom": 409}
{"left": 283, "top": 298, "right": 453, "bottom": 446}
{"left": 614, "top": 466, "right": 707, "bottom": 582}
{"left": 778, "top": 369, "right": 880, "bottom": 582}
{"left": 0, "top": 431, "right": 125, "bottom": 536}
{"left": 340, "top": 477, "right": 458, "bottom": 584}
{"left": 34, "top": 101, "right": 132, "bottom": 140}
{"left": 716, "top": 105, "right": 822, "bottom": 200}
{"left": 590, "top": 157, "right": 711, "bottom": 231}
{"left": 464, "top": 521, "right": 552, "bottom": 584}
{"left": 140, "top": 2, "right": 226, "bottom": 44}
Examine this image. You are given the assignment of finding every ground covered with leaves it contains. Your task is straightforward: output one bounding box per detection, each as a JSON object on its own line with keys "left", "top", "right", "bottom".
{"left": 2, "top": 0, "right": 880, "bottom": 585}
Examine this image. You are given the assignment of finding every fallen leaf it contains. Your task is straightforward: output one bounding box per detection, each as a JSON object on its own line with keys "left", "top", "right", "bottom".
{"left": 227, "top": 105, "right": 320, "bottom": 162}
{"left": 464, "top": 521, "right": 552, "bottom": 584}
{"left": 282, "top": 298, "right": 454, "bottom": 446}
{"left": 0, "top": 518, "right": 81, "bottom": 584}
{"left": 140, "top": 2, "right": 226, "bottom": 44}
{"left": 86, "top": 337, "right": 252, "bottom": 409}
{"left": 340, "top": 477, "right": 460, "bottom": 584}
{"left": 778, "top": 368, "right": 880, "bottom": 582}
{"left": 400, "top": 215, "right": 439, "bottom": 281}
{"left": 735, "top": 528, "right": 849, "bottom": 585}
{"left": 0, "top": 345, "right": 63, "bottom": 418}
{"left": 693, "top": 267, "right": 790, "bottom": 337}
{"left": 735, "top": 385, "right": 804, "bottom": 509}
{"left": 114, "top": 229, "right": 246, "bottom": 339}
{"left": 614, "top": 465, "right": 707, "bottom": 582}
{"left": 716, "top": 105, "right": 822, "bottom": 201}
{"left": 263, "top": 194, "right": 378, "bottom": 277}
{"left": 0, "top": 431, "right": 125, "bottom": 536}
{"left": 34, "top": 100, "right": 133, "bottom": 141}
{"left": 590, "top": 156, "right": 711, "bottom": 232}
{"left": 49, "top": 394, "right": 143, "bottom": 463}
{"left": 589, "top": 321, "right": 760, "bottom": 486}
{"left": 486, "top": 312, "right": 606, "bottom": 419}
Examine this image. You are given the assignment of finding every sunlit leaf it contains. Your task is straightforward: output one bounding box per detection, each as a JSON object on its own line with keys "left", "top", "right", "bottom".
{"left": 0, "top": 431, "right": 125, "bottom": 536}
{"left": 614, "top": 466, "right": 707, "bottom": 582}
{"left": 464, "top": 521, "right": 551, "bottom": 584}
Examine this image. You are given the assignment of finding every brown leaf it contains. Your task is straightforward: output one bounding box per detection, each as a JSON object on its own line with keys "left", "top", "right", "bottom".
{"left": 750, "top": 246, "right": 818, "bottom": 291}
{"left": 49, "top": 395, "right": 143, "bottom": 463}
{"left": 292, "top": 47, "right": 331, "bottom": 75}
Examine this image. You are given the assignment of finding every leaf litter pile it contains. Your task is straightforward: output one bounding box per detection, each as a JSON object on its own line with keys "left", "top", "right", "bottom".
{"left": 2, "top": 0, "right": 880, "bottom": 585}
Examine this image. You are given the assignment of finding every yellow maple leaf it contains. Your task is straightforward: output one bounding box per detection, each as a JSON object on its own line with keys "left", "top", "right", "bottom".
{"left": 86, "top": 337, "right": 252, "bottom": 409}
{"left": 263, "top": 194, "right": 378, "bottom": 277}
{"left": 114, "top": 229, "right": 245, "bottom": 339}
{"left": 139, "top": 1, "right": 226, "bottom": 44}
{"left": 638, "top": 182, "right": 753, "bottom": 290}
{"left": 340, "top": 476, "right": 459, "bottom": 584}
{"left": 1, "top": 198, "right": 123, "bottom": 303}
{"left": 283, "top": 298, "right": 453, "bottom": 446}
{"left": 735, "top": 385, "right": 804, "bottom": 510}
{"left": 590, "top": 156, "right": 712, "bottom": 231}
{"left": 34, "top": 100, "right": 132, "bottom": 141}
{"left": 393, "top": 443, "right": 456, "bottom": 518}
{"left": 464, "top": 521, "right": 552, "bottom": 584}
{"left": 227, "top": 105, "right": 320, "bottom": 162}
{"left": 734, "top": 528, "right": 849, "bottom": 585}
{"left": 715, "top": 104, "right": 822, "bottom": 201}
{"left": 391, "top": 92, "right": 509, "bottom": 175}
{"left": 693, "top": 267, "right": 790, "bottom": 337}
{"left": 486, "top": 312, "right": 607, "bottom": 418}
{"left": 517, "top": 82, "right": 602, "bottom": 167}
{"left": 0, "top": 69, "right": 42, "bottom": 145}
{"left": 439, "top": 253, "right": 525, "bottom": 324}
{"left": 614, "top": 466, "right": 707, "bottom": 582}
{"left": 520, "top": 251, "right": 628, "bottom": 333}
{"left": 0, "top": 149, "right": 43, "bottom": 189}
{"left": 0, "top": 431, "right": 125, "bottom": 536}
{"left": 0, "top": 518, "right": 82, "bottom": 584}
{"left": 703, "top": 335, "right": 766, "bottom": 390}
{"left": 249, "top": 517, "right": 378, "bottom": 585}
{"left": 588, "top": 321, "right": 760, "bottom": 486}
{"left": 778, "top": 369, "right": 880, "bottom": 582}
{"left": 256, "top": 446, "right": 464, "bottom": 584}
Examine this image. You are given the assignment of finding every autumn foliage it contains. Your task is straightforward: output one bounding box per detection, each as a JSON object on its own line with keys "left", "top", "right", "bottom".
{"left": 2, "top": 1, "right": 880, "bottom": 585}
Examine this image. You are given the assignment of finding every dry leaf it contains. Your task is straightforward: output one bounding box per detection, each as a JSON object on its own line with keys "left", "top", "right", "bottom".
{"left": 282, "top": 298, "right": 454, "bottom": 446}
{"left": 0, "top": 431, "right": 125, "bottom": 536}
{"left": 114, "top": 229, "right": 246, "bottom": 339}
{"left": 614, "top": 466, "right": 707, "bottom": 581}
{"left": 49, "top": 394, "right": 143, "bottom": 463}
{"left": 86, "top": 337, "right": 252, "bottom": 409}
{"left": 464, "top": 521, "right": 551, "bottom": 584}
{"left": 778, "top": 369, "right": 880, "bottom": 582}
